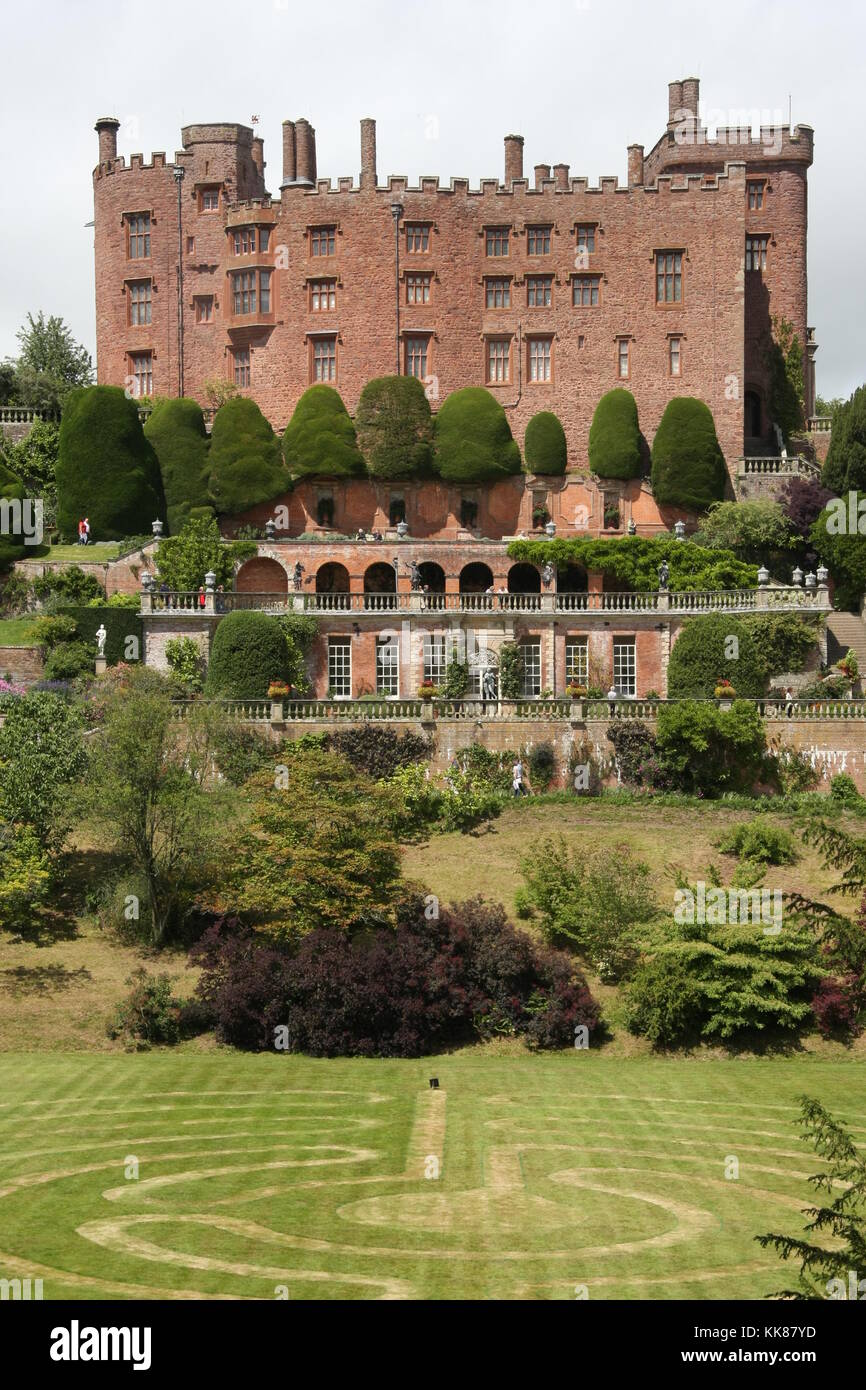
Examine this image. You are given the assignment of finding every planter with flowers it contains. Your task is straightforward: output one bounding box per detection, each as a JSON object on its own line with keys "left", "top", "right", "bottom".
{"left": 532, "top": 505, "right": 550, "bottom": 530}
{"left": 565, "top": 682, "right": 587, "bottom": 719}
{"left": 418, "top": 681, "right": 440, "bottom": 701}
{"left": 714, "top": 678, "right": 736, "bottom": 709}
{"left": 836, "top": 648, "right": 859, "bottom": 695}
{"left": 268, "top": 679, "right": 290, "bottom": 721}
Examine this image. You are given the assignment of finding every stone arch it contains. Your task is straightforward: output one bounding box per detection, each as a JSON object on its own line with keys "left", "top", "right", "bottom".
{"left": 316, "top": 562, "right": 350, "bottom": 593}
{"left": 459, "top": 562, "right": 494, "bottom": 593}
{"left": 418, "top": 561, "right": 446, "bottom": 592}
{"left": 235, "top": 556, "right": 289, "bottom": 593}
{"left": 507, "top": 562, "right": 541, "bottom": 593}
{"left": 557, "top": 563, "right": 588, "bottom": 593}
{"left": 364, "top": 562, "right": 396, "bottom": 594}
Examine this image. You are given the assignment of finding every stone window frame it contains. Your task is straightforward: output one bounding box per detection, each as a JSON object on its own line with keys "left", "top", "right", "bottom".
{"left": 309, "top": 225, "right": 338, "bottom": 257}
{"left": 527, "top": 334, "right": 553, "bottom": 384}
{"left": 484, "top": 276, "right": 512, "bottom": 309}
{"left": 615, "top": 334, "right": 632, "bottom": 380}
{"left": 565, "top": 636, "right": 589, "bottom": 687}
{"left": 747, "top": 179, "right": 766, "bottom": 211}
{"left": 404, "top": 333, "right": 432, "bottom": 380}
{"left": 519, "top": 637, "right": 543, "bottom": 697}
{"left": 405, "top": 223, "right": 432, "bottom": 254}
{"left": 307, "top": 332, "right": 338, "bottom": 384}
{"left": 125, "top": 211, "right": 151, "bottom": 260}
{"left": 125, "top": 278, "right": 153, "bottom": 327}
{"left": 573, "top": 222, "right": 598, "bottom": 257}
{"left": 526, "top": 224, "right": 553, "bottom": 256}
{"left": 127, "top": 350, "right": 153, "bottom": 398}
{"left": 194, "top": 295, "right": 214, "bottom": 324}
{"left": 526, "top": 274, "right": 554, "bottom": 308}
{"left": 405, "top": 272, "right": 432, "bottom": 305}
{"left": 231, "top": 346, "right": 251, "bottom": 388}
{"left": 485, "top": 335, "right": 512, "bottom": 385}
{"left": 327, "top": 636, "right": 352, "bottom": 699}
{"left": 667, "top": 332, "right": 683, "bottom": 378}
{"left": 654, "top": 249, "right": 685, "bottom": 305}
{"left": 198, "top": 186, "right": 221, "bottom": 213}
{"left": 613, "top": 637, "right": 637, "bottom": 697}
{"left": 746, "top": 233, "right": 770, "bottom": 272}
{"left": 572, "top": 273, "right": 601, "bottom": 307}
{"left": 308, "top": 277, "right": 337, "bottom": 311}
{"left": 484, "top": 225, "right": 511, "bottom": 258}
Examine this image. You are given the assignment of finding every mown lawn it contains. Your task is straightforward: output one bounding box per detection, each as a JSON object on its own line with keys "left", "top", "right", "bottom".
{"left": 20, "top": 543, "right": 123, "bottom": 564}
{"left": 0, "top": 616, "right": 39, "bottom": 646}
{"left": 0, "top": 1052, "right": 863, "bottom": 1300}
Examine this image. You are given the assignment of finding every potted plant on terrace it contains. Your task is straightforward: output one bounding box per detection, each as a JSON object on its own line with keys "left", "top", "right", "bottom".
{"left": 419, "top": 680, "right": 440, "bottom": 701}
{"left": 532, "top": 504, "right": 550, "bottom": 530}
{"left": 714, "top": 677, "right": 736, "bottom": 709}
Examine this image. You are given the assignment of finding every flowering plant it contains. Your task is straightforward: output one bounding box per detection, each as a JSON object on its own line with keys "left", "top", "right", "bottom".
{"left": 267, "top": 680, "right": 290, "bottom": 698}
{"left": 714, "top": 678, "right": 736, "bottom": 699}
{"left": 419, "top": 681, "right": 440, "bottom": 699}
{"left": 565, "top": 683, "right": 587, "bottom": 698}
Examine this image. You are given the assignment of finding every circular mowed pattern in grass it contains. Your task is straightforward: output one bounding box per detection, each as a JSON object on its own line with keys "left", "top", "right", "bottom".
{"left": 0, "top": 1081, "right": 860, "bottom": 1300}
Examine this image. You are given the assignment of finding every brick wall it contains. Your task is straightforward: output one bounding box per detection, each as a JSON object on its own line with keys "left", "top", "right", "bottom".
{"left": 91, "top": 78, "right": 814, "bottom": 489}
{"left": 0, "top": 646, "right": 43, "bottom": 684}
{"left": 14, "top": 544, "right": 157, "bottom": 597}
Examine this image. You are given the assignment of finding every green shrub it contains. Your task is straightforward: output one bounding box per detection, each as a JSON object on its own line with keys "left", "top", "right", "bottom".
{"left": 692, "top": 499, "right": 797, "bottom": 575}
{"left": 355, "top": 376, "right": 434, "bottom": 479}
{"left": 439, "top": 764, "right": 503, "bottom": 833}
{"left": 331, "top": 725, "right": 432, "bottom": 780}
{"left": 434, "top": 387, "right": 521, "bottom": 483}
{"left": 650, "top": 397, "right": 727, "bottom": 511}
{"left": 165, "top": 636, "right": 204, "bottom": 695}
{"left": 667, "top": 615, "right": 765, "bottom": 699}
{"left": 204, "top": 610, "right": 290, "bottom": 699}
{"left": 527, "top": 741, "right": 556, "bottom": 790}
{"left": 31, "top": 614, "right": 78, "bottom": 653}
{"left": 655, "top": 700, "right": 770, "bottom": 797}
{"left": 155, "top": 514, "right": 255, "bottom": 592}
{"left": 282, "top": 385, "right": 365, "bottom": 481}
{"left": 210, "top": 722, "right": 274, "bottom": 786}
{"left": 524, "top": 412, "right": 567, "bottom": 476}
{"left": 108, "top": 968, "right": 185, "bottom": 1046}
{"left": 208, "top": 397, "right": 289, "bottom": 514}
{"left": 623, "top": 955, "right": 705, "bottom": 1046}
{"left": 31, "top": 565, "right": 104, "bottom": 607}
{"left": 507, "top": 535, "right": 756, "bottom": 593}
{"left": 56, "top": 386, "right": 165, "bottom": 541}
{"left": 588, "top": 389, "right": 641, "bottom": 480}
{"left": 43, "top": 640, "right": 93, "bottom": 681}
{"left": 830, "top": 773, "right": 862, "bottom": 806}
{"left": 717, "top": 817, "right": 798, "bottom": 865}
{"left": 144, "top": 398, "right": 211, "bottom": 534}
{"left": 741, "top": 613, "right": 820, "bottom": 680}
{"left": 498, "top": 642, "right": 523, "bottom": 699}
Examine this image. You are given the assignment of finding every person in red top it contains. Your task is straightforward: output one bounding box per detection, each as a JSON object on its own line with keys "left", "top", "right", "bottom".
{"left": 198, "top": 586, "right": 206, "bottom": 609}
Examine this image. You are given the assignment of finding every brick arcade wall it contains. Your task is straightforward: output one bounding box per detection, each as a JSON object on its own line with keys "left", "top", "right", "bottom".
{"left": 14, "top": 545, "right": 158, "bottom": 597}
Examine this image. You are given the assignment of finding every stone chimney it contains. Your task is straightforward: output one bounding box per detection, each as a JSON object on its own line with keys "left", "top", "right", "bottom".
{"left": 627, "top": 144, "right": 644, "bottom": 186}
{"left": 681, "top": 77, "right": 700, "bottom": 124}
{"left": 251, "top": 137, "right": 265, "bottom": 178}
{"left": 504, "top": 134, "right": 524, "bottom": 185}
{"left": 360, "top": 117, "right": 377, "bottom": 189}
{"left": 295, "top": 118, "right": 317, "bottom": 185}
{"left": 534, "top": 163, "right": 551, "bottom": 190}
{"left": 667, "top": 81, "right": 684, "bottom": 129}
{"left": 281, "top": 120, "right": 297, "bottom": 187}
{"left": 95, "top": 117, "right": 120, "bottom": 165}
{"left": 553, "top": 162, "right": 570, "bottom": 191}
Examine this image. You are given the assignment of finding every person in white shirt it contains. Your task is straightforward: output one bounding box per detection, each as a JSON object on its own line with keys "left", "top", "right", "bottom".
{"left": 512, "top": 759, "right": 528, "bottom": 797}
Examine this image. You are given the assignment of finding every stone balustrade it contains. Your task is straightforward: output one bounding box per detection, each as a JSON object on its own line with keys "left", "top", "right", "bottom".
{"left": 807, "top": 417, "right": 832, "bottom": 433}
{"left": 143, "top": 585, "right": 831, "bottom": 617}
{"left": 167, "top": 696, "right": 866, "bottom": 724}
{"left": 737, "top": 455, "right": 821, "bottom": 478}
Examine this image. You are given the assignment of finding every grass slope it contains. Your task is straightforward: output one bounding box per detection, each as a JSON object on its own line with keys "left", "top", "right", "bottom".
{"left": 0, "top": 1052, "right": 863, "bottom": 1301}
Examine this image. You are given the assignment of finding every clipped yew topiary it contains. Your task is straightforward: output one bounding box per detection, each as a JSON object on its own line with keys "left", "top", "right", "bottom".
{"left": 588, "top": 389, "right": 641, "bottom": 480}
{"left": 667, "top": 614, "right": 765, "bottom": 699}
{"left": 208, "top": 398, "right": 289, "bottom": 516}
{"left": 0, "top": 455, "right": 28, "bottom": 568}
{"left": 204, "top": 610, "right": 290, "bottom": 700}
{"left": 524, "top": 411, "right": 567, "bottom": 476}
{"left": 282, "top": 385, "right": 365, "bottom": 481}
{"left": 434, "top": 387, "right": 521, "bottom": 483}
{"left": 651, "top": 397, "right": 727, "bottom": 511}
{"left": 822, "top": 385, "right": 866, "bottom": 494}
{"left": 355, "top": 375, "right": 434, "bottom": 479}
{"left": 56, "top": 386, "right": 165, "bottom": 541}
{"left": 144, "top": 398, "right": 211, "bottom": 534}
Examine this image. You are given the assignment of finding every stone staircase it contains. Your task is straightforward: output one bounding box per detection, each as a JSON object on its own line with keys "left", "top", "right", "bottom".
{"left": 826, "top": 611, "right": 866, "bottom": 671}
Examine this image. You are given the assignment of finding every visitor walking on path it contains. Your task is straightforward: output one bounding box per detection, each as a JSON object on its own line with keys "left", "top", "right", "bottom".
{"left": 512, "top": 758, "right": 529, "bottom": 797}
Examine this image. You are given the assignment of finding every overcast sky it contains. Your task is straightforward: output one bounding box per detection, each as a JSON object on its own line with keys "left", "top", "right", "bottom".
{"left": 0, "top": 0, "right": 862, "bottom": 401}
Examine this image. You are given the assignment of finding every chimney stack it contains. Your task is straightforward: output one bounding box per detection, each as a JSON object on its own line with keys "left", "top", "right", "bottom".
{"left": 295, "top": 118, "right": 317, "bottom": 185}
{"left": 281, "top": 120, "right": 297, "bottom": 187}
{"left": 360, "top": 117, "right": 377, "bottom": 189}
{"left": 553, "top": 162, "right": 570, "bottom": 191}
{"left": 681, "top": 77, "right": 700, "bottom": 124}
{"left": 95, "top": 116, "right": 120, "bottom": 166}
{"left": 504, "top": 134, "right": 524, "bottom": 185}
{"left": 534, "top": 163, "right": 551, "bottom": 190}
{"left": 667, "top": 80, "right": 684, "bottom": 129}
{"left": 251, "top": 137, "right": 265, "bottom": 178}
{"left": 627, "top": 144, "right": 644, "bottom": 187}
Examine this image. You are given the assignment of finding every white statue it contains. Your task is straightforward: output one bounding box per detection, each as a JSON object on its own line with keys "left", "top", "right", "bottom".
{"left": 95, "top": 624, "right": 107, "bottom": 657}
